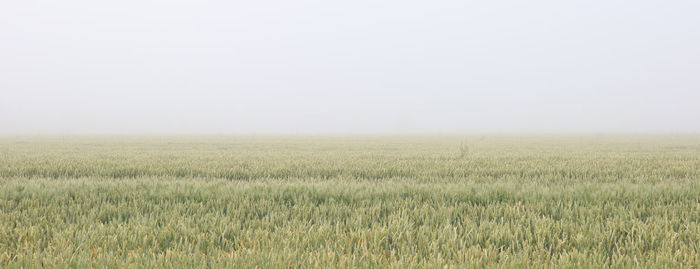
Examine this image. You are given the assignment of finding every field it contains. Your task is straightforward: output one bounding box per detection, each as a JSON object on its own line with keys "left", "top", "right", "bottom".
{"left": 0, "top": 135, "right": 698, "bottom": 268}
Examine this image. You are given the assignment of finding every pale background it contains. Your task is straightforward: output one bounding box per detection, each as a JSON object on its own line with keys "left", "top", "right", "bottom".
{"left": 1, "top": 0, "right": 699, "bottom": 134}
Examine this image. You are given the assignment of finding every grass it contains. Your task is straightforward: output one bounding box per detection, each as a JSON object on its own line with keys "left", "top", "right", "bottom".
{"left": 0, "top": 135, "right": 698, "bottom": 268}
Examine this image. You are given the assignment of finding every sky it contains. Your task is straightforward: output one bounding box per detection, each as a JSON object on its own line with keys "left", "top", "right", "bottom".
{"left": 1, "top": 0, "right": 699, "bottom": 134}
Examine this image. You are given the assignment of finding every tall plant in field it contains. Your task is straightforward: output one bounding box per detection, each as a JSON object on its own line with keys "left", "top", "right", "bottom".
{"left": 458, "top": 142, "right": 469, "bottom": 159}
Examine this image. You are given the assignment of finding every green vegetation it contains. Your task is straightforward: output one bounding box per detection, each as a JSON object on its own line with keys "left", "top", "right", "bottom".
{"left": 1, "top": 136, "right": 698, "bottom": 268}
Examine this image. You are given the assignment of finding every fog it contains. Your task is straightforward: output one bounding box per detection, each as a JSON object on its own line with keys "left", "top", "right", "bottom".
{"left": 1, "top": 0, "right": 699, "bottom": 134}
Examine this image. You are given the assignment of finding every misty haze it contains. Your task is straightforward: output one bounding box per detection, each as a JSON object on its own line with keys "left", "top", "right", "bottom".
{"left": 2, "top": 1, "right": 699, "bottom": 134}
{"left": 1, "top": 1, "right": 699, "bottom": 268}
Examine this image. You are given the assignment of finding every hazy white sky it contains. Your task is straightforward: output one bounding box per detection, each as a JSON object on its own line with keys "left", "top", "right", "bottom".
{"left": 1, "top": 0, "right": 699, "bottom": 134}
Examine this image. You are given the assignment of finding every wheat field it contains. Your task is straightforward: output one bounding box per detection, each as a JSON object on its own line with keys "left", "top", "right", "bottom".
{"left": 1, "top": 136, "right": 698, "bottom": 268}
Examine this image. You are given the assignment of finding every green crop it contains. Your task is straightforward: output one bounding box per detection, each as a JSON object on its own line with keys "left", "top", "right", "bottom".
{"left": 0, "top": 135, "right": 698, "bottom": 268}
